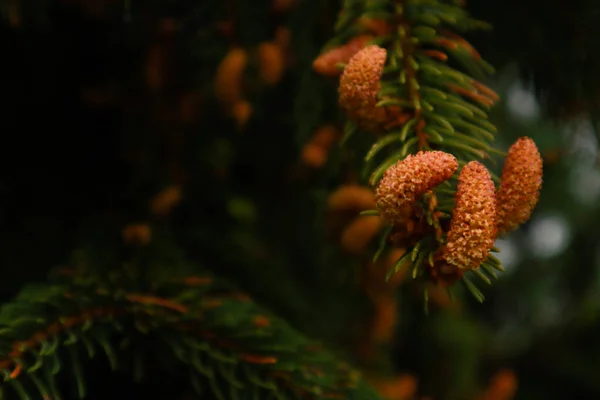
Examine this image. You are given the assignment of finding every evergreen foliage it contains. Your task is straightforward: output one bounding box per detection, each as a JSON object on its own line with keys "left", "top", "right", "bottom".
{"left": 321, "top": 0, "right": 519, "bottom": 306}
{"left": 0, "top": 237, "right": 382, "bottom": 399}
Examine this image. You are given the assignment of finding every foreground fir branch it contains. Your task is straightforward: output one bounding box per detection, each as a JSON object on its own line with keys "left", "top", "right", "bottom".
{"left": 0, "top": 265, "right": 382, "bottom": 400}
{"left": 314, "top": 0, "right": 543, "bottom": 306}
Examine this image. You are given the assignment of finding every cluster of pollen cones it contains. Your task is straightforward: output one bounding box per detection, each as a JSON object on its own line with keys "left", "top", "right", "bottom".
{"left": 315, "top": 35, "right": 542, "bottom": 285}
{"left": 375, "top": 138, "right": 542, "bottom": 281}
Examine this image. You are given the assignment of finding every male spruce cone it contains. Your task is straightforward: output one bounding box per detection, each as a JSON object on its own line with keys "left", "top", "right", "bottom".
{"left": 338, "top": 45, "right": 389, "bottom": 133}
{"left": 496, "top": 137, "right": 543, "bottom": 235}
{"left": 443, "top": 161, "right": 496, "bottom": 270}
{"left": 375, "top": 151, "right": 458, "bottom": 225}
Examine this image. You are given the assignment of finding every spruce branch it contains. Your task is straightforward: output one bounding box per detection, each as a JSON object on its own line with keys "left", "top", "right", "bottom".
{"left": 369, "top": 1, "right": 499, "bottom": 175}
{"left": 318, "top": 0, "right": 543, "bottom": 306}
{"left": 0, "top": 265, "right": 383, "bottom": 400}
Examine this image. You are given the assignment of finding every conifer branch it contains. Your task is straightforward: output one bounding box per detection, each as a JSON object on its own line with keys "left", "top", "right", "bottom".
{"left": 366, "top": 0, "right": 498, "bottom": 181}
{"left": 0, "top": 268, "right": 382, "bottom": 399}
{"left": 317, "top": 0, "right": 543, "bottom": 305}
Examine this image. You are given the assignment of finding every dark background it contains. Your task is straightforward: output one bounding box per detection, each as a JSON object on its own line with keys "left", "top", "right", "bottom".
{"left": 1, "top": 1, "right": 600, "bottom": 399}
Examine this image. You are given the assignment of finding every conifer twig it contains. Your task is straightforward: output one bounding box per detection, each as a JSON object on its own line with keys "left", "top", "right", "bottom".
{"left": 0, "top": 269, "right": 383, "bottom": 399}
